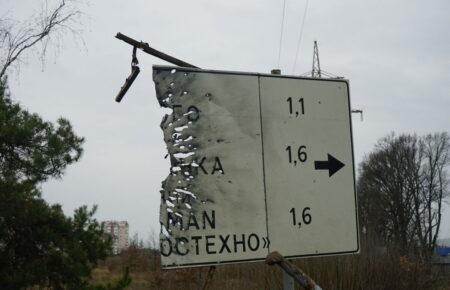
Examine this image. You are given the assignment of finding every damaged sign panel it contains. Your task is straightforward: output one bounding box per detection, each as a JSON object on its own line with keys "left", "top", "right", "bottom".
{"left": 153, "top": 66, "right": 359, "bottom": 268}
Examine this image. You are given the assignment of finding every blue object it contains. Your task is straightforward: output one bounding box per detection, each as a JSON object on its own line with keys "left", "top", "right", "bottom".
{"left": 436, "top": 246, "right": 450, "bottom": 257}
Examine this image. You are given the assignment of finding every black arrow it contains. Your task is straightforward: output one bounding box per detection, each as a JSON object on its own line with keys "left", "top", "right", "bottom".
{"left": 314, "top": 154, "right": 345, "bottom": 177}
{"left": 262, "top": 237, "right": 270, "bottom": 248}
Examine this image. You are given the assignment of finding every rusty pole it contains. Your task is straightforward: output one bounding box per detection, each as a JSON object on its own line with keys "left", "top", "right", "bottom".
{"left": 266, "top": 251, "right": 323, "bottom": 290}
{"left": 115, "top": 33, "right": 199, "bottom": 68}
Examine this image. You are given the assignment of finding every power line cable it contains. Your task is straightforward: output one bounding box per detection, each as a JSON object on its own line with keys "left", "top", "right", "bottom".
{"left": 292, "top": 0, "right": 309, "bottom": 74}
{"left": 277, "top": 0, "right": 288, "bottom": 69}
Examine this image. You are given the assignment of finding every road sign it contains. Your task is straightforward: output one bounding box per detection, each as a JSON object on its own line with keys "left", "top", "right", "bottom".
{"left": 153, "top": 66, "right": 359, "bottom": 268}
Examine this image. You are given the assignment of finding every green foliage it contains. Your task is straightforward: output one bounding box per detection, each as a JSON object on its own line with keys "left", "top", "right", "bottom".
{"left": 0, "top": 187, "right": 113, "bottom": 289}
{"left": 0, "top": 78, "right": 130, "bottom": 289}
{"left": 0, "top": 77, "right": 84, "bottom": 188}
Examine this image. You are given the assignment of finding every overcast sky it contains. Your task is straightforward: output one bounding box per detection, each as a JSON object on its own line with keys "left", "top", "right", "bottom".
{"left": 3, "top": 0, "right": 450, "bottom": 240}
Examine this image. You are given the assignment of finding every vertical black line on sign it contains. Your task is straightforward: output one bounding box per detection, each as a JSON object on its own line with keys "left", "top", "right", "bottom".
{"left": 257, "top": 76, "right": 270, "bottom": 253}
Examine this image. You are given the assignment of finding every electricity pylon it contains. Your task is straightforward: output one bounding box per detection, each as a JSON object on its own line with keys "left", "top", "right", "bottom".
{"left": 311, "top": 40, "right": 321, "bottom": 78}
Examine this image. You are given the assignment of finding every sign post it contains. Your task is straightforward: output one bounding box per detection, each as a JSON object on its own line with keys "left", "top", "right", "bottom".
{"left": 153, "top": 66, "right": 359, "bottom": 268}
{"left": 283, "top": 270, "right": 295, "bottom": 290}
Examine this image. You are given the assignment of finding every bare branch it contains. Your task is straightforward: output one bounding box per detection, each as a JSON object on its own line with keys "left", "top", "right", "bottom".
{"left": 0, "top": 0, "right": 84, "bottom": 79}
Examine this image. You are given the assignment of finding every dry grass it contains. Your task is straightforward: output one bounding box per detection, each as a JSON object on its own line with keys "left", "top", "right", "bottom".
{"left": 92, "top": 246, "right": 450, "bottom": 290}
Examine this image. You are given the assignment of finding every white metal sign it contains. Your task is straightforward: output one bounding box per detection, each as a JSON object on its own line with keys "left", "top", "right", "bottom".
{"left": 153, "top": 66, "right": 359, "bottom": 268}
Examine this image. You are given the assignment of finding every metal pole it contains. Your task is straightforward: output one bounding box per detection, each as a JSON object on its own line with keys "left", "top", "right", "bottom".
{"left": 283, "top": 268, "right": 295, "bottom": 290}
{"left": 115, "top": 65, "right": 140, "bottom": 103}
{"left": 266, "top": 251, "right": 323, "bottom": 290}
{"left": 115, "top": 32, "right": 199, "bottom": 68}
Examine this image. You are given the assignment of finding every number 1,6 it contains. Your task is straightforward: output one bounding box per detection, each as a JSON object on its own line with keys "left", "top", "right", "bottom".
{"left": 290, "top": 207, "right": 311, "bottom": 228}
{"left": 287, "top": 97, "right": 305, "bottom": 116}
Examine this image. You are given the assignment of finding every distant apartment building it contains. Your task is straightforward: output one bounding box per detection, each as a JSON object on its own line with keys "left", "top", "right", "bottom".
{"left": 103, "top": 221, "right": 129, "bottom": 254}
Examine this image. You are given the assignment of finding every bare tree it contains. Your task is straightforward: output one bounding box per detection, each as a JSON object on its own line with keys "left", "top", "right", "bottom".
{"left": 415, "top": 133, "right": 450, "bottom": 256}
{"left": 0, "top": 0, "right": 83, "bottom": 79}
{"left": 358, "top": 134, "right": 420, "bottom": 254}
{"left": 358, "top": 132, "right": 450, "bottom": 258}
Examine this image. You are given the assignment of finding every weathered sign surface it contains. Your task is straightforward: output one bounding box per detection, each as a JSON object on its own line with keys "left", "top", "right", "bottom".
{"left": 153, "top": 66, "right": 359, "bottom": 268}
